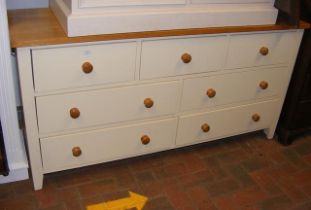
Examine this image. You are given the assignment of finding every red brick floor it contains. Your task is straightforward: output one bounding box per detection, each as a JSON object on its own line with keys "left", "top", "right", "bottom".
{"left": 1, "top": 131, "right": 311, "bottom": 210}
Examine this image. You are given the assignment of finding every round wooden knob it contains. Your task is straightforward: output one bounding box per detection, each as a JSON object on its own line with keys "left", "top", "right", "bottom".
{"left": 252, "top": 113, "right": 261, "bottom": 122}
{"left": 259, "top": 81, "right": 269, "bottom": 90}
{"left": 141, "top": 135, "right": 151, "bottom": 145}
{"left": 181, "top": 53, "right": 192, "bottom": 63}
{"left": 260, "top": 47, "right": 269, "bottom": 56}
{"left": 144, "top": 98, "right": 154, "bottom": 108}
{"left": 72, "top": 147, "right": 82, "bottom": 157}
{"left": 206, "top": 88, "right": 216, "bottom": 98}
{"left": 82, "top": 62, "right": 93, "bottom": 74}
{"left": 201, "top": 123, "right": 210, "bottom": 133}
{"left": 70, "top": 108, "right": 80, "bottom": 119}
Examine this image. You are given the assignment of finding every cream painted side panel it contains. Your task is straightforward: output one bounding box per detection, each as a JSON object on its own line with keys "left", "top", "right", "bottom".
{"left": 16, "top": 48, "right": 42, "bottom": 190}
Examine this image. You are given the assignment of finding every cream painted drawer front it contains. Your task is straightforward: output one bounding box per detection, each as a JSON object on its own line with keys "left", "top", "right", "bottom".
{"left": 181, "top": 67, "right": 287, "bottom": 111}
{"left": 36, "top": 81, "right": 180, "bottom": 134}
{"left": 32, "top": 42, "right": 137, "bottom": 92}
{"left": 177, "top": 100, "right": 279, "bottom": 146}
{"left": 140, "top": 36, "right": 227, "bottom": 79}
{"left": 41, "top": 118, "right": 178, "bottom": 172}
{"left": 226, "top": 32, "right": 298, "bottom": 69}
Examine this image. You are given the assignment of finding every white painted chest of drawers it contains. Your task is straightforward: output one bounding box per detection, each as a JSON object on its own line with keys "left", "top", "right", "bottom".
{"left": 16, "top": 25, "right": 304, "bottom": 190}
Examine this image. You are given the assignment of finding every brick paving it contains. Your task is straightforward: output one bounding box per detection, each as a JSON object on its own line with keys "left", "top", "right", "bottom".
{"left": 1, "top": 131, "right": 311, "bottom": 210}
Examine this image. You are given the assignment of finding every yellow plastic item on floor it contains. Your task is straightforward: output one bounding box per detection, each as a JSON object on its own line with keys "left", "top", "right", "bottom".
{"left": 87, "top": 191, "right": 148, "bottom": 210}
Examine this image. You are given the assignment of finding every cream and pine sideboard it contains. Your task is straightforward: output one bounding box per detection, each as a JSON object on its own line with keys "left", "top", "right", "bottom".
{"left": 8, "top": 9, "right": 309, "bottom": 190}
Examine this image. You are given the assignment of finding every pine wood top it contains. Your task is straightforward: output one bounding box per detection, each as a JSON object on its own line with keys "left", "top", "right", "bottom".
{"left": 8, "top": 8, "right": 311, "bottom": 48}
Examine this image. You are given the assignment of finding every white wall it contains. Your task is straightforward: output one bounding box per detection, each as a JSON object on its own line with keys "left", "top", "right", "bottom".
{"left": 6, "top": 0, "right": 48, "bottom": 9}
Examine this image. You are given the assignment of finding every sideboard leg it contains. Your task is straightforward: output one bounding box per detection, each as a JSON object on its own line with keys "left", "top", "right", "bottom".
{"left": 32, "top": 171, "right": 44, "bottom": 190}
{"left": 264, "top": 127, "right": 276, "bottom": 139}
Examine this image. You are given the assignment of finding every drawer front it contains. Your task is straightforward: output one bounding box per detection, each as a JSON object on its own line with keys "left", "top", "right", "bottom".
{"left": 36, "top": 81, "right": 180, "bottom": 134}
{"left": 32, "top": 42, "right": 137, "bottom": 92}
{"left": 41, "top": 118, "right": 178, "bottom": 172}
{"left": 226, "top": 32, "right": 298, "bottom": 69}
{"left": 177, "top": 100, "right": 279, "bottom": 146}
{"left": 181, "top": 67, "right": 287, "bottom": 111}
{"left": 140, "top": 36, "right": 227, "bottom": 79}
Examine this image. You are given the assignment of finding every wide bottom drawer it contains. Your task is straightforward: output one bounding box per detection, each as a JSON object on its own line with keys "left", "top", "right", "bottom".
{"left": 41, "top": 118, "right": 178, "bottom": 172}
{"left": 176, "top": 100, "right": 279, "bottom": 146}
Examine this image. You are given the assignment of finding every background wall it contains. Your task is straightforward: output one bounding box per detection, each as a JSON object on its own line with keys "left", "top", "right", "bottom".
{"left": 6, "top": 0, "right": 48, "bottom": 9}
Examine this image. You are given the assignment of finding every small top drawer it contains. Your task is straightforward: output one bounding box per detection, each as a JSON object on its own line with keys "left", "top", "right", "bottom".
{"left": 226, "top": 32, "right": 299, "bottom": 69}
{"left": 32, "top": 42, "right": 137, "bottom": 92}
{"left": 140, "top": 36, "right": 227, "bottom": 79}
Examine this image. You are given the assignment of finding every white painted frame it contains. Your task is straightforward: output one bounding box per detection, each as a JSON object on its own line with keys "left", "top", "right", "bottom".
{"left": 0, "top": 0, "right": 28, "bottom": 183}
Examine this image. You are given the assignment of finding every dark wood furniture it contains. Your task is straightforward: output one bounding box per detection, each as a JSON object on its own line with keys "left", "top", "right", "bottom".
{"left": 275, "top": 0, "right": 300, "bottom": 27}
{"left": 0, "top": 121, "right": 9, "bottom": 176}
{"left": 277, "top": 0, "right": 311, "bottom": 145}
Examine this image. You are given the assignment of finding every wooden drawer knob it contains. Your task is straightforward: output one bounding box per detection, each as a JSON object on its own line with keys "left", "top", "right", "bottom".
{"left": 260, "top": 47, "right": 269, "bottom": 56}
{"left": 72, "top": 147, "right": 82, "bottom": 157}
{"left": 259, "top": 81, "right": 269, "bottom": 90}
{"left": 70, "top": 108, "right": 80, "bottom": 119}
{"left": 141, "top": 135, "right": 151, "bottom": 145}
{"left": 82, "top": 62, "right": 93, "bottom": 74}
{"left": 144, "top": 98, "right": 154, "bottom": 108}
{"left": 207, "top": 88, "right": 216, "bottom": 98}
{"left": 201, "top": 123, "right": 210, "bottom": 133}
{"left": 252, "top": 113, "right": 261, "bottom": 122}
{"left": 181, "top": 53, "right": 192, "bottom": 63}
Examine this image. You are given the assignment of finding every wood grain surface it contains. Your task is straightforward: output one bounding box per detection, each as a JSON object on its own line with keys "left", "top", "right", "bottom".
{"left": 8, "top": 8, "right": 311, "bottom": 48}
